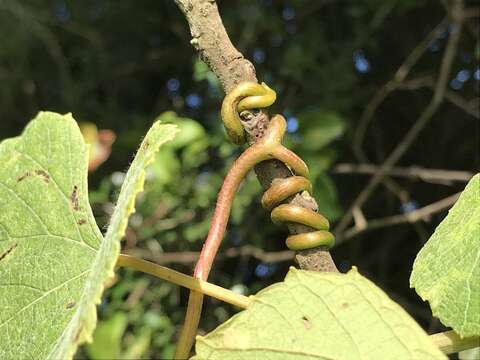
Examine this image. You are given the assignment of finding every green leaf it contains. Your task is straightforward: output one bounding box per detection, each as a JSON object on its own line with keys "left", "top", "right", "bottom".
{"left": 297, "top": 110, "right": 346, "bottom": 151}
{"left": 195, "top": 267, "right": 445, "bottom": 360}
{"left": 410, "top": 174, "right": 480, "bottom": 337}
{"left": 154, "top": 111, "right": 206, "bottom": 150}
{"left": 85, "top": 313, "right": 128, "bottom": 360}
{"left": 0, "top": 111, "right": 178, "bottom": 359}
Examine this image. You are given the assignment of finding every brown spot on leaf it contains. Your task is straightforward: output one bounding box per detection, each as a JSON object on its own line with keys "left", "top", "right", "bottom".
{"left": 35, "top": 170, "right": 50, "bottom": 183}
{"left": 17, "top": 172, "right": 32, "bottom": 182}
{"left": 342, "top": 302, "right": 349, "bottom": 309}
{"left": 70, "top": 185, "right": 79, "bottom": 211}
{"left": 66, "top": 301, "right": 76, "bottom": 309}
{"left": 77, "top": 219, "right": 86, "bottom": 225}
{"left": 301, "top": 315, "right": 312, "bottom": 330}
{"left": 0, "top": 243, "right": 17, "bottom": 262}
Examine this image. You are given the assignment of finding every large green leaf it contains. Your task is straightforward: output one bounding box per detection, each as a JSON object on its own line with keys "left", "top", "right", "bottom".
{"left": 195, "top": 267, "right": 445, "bottom": 360}
{"left": 0, "top": 111, "right": 178, "bottom": 359}
{"left": 410, "top": 174, "right": 480, "bottom": 337}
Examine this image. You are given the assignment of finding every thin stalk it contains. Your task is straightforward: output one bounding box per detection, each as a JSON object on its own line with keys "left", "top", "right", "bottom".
{"left": 117, "top": 255, "right": 479, "bottom": 355}
{"left": 116, "top": 254, "right": 250, "bottom": 309}
{"left": 175, "top": 143, "right": 267, "bottom": 359}
{"left": 430, "top": 330, "right": 480, "bottom": 355}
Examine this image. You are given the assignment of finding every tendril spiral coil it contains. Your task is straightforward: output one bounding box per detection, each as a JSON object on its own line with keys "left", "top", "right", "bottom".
{"left": 222, "top": 81, "right": 335, "bottom": 250}
{"left": 221, "top": 82, "right": 276, "bottom": 145}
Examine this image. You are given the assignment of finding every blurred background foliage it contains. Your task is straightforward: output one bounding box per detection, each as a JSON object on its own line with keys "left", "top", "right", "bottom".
{"left": 0, "top": 0, "right": 478, "bottom": 359}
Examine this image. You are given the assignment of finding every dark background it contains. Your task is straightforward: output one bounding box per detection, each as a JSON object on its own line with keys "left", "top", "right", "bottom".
{"left": 0, "top": 0, "right": 478, "bottom": 358}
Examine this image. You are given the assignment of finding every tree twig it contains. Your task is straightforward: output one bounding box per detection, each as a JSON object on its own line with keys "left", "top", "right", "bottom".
{"left": 442, "top": 90, "right": 480, "bottom": 119}
{"left": 337, "top": 192, "right": 461, "bottom": 244}
{"left": 332, "top": 164, "right": 474, "bottom": 184}
{"left": 352, "top": 18, "right": 449, "bottom": 162}
{"left": 350, "top": 19, "right": 448, "bottom": 207}
{"left": 335, "top": 0, "right": 465, "bottom": 236}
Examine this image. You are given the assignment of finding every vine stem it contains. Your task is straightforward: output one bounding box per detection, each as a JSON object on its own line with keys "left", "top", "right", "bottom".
{"left": 193, "top": 146, "right": 265, "bottom": 280}
{"left": 175, "top": 136, "right": 270, "bottom": 358}
{"left": 117, "top": 254, "right": 479, "bottom": 355}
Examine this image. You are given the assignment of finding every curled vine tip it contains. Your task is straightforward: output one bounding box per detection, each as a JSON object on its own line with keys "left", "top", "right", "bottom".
{"left": 221, "top": 81, "right": 276, "bottom": 144}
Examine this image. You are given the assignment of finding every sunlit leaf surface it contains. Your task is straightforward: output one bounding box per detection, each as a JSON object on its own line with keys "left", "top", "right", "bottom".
{"left": 195, "top": 267, "right": 445, "bottom": 360}
{"left": 411, "top": 174, "right": 480, "bottom": 337}
{"left": 0, "top": 112, "right": 178, "bottom": 359}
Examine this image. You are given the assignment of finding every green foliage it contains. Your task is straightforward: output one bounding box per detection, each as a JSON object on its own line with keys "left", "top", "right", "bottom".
{"left": 0, "top": 112, "right": 178, "bottom": 359}
{"left": 148, "top": 111, "right": 209, "bottom": 186}
{"left": 195, "top": 267, "right": 445, "bottom": 360}
{"left": 129, "top": 111, "right": 219, "bottom": 246}
{"left": 296, "top": 110, "right": 346, "bottom": 152}
{"left": 0, "top": 0, "right": 477, "bottom": 357}
{"left": 410, "top": 174, "right": 480, "bottom": 337}
{"left": 86, "top": 313, "right": 128, "bottom": 360}
{"left": 86, "top": 311, "right": 152, "bottom": 360}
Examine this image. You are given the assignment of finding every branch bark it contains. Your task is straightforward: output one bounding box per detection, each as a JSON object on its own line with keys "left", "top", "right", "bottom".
{"left": 174, "top": 0, "right": 337, "bottom": 272}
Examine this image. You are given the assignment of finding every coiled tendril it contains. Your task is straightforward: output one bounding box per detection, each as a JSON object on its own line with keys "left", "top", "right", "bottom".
{"left": 220, "top": 82, "right": 276, "bottom": 145}
{"left": 221, "top": 81, "right": 335, "bottom": 250}
{"left": 175, "top": 82, "right": 334, "bottom": 359}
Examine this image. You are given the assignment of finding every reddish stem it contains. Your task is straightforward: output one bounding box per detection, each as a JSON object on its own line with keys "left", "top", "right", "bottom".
{"left": 175, "top": 143, "right": 267, "bottom": 358}
{"left": 194, "top": 144, "right": 265, "bottom": 280}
